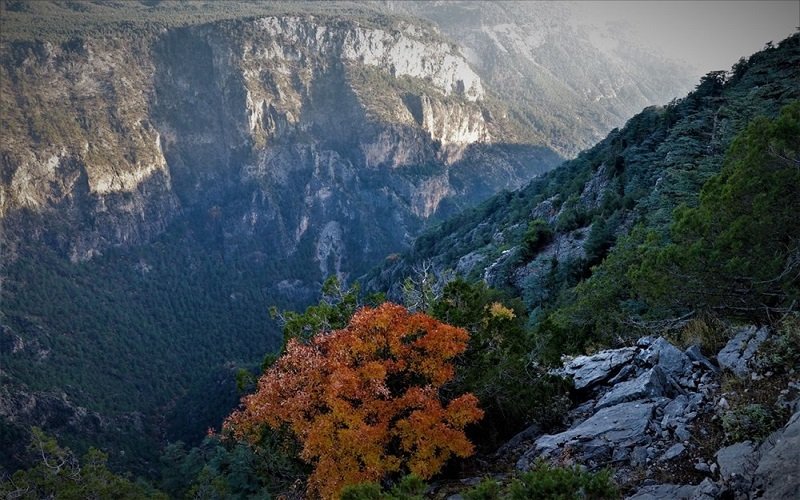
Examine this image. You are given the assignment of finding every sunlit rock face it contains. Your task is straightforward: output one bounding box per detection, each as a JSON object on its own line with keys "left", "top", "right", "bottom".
{"left": 1, "top": 14, "right": 556, "bottom": 274}
{"left": 387, "top": 0, "right": 696, "bottom": 156}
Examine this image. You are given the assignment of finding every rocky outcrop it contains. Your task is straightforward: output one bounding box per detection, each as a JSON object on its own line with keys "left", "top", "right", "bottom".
{"left": 717, "top": 326, "right": 770, "bottom": 378}
{"left": 516, "top": 336, "right": 712, "bottom": 476}
{"left": 562, "top": 347, "right": 637, "bottom": 390}
{"left": 506, "top": 330, "right": 800, "bottom": 499}
{"left": 1, "top": 13, "right": 565, "bottom": 277}
{"left": 751, "top": 410, "right": 800, "bottom": 499}
{"left": 0, "top": 37, "right": 180, "bottom": 261}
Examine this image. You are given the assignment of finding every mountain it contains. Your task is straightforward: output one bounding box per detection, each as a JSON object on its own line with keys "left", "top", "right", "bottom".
{"left": 0, "top": 1, "right": 694, "bottom": 473}
{"left": 386, "top": 0, "right": 696, "bottom": 156}
{"left": 369, "top": 32, "right": 799, "bottom": 342}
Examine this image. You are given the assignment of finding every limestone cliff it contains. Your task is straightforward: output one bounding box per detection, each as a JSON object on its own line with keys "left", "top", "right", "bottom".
{"left": 1, "top": 14, "right": 555, "bottom": 274}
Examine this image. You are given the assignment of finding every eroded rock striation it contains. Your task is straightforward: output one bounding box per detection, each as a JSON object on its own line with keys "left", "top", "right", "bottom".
{"left": 0, "top": 14, "right": 558, "bottom": 270}
{"left": 507, "top": 330, "right": 799, "bottom": 499}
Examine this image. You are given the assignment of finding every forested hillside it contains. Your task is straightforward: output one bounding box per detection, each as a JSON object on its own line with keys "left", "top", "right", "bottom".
{"left": 2, "top": 3, "right": 797, "bottom": 498}
{"left": 140, "top": 75, "right": 799, "bottom": 496}
{"left": 371, "top": 34, "right": 799, "bottom": 357}
{"left": 0, "top": 1, "right": 693, "bottom": 477}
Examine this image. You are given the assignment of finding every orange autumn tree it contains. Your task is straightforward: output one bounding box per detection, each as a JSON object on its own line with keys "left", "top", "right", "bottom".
{"left": 224, "top": 302, "right": 483, "bottom": 498}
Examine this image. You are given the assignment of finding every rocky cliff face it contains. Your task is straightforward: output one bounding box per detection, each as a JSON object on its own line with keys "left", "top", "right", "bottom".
{"left": 498, "top": 327, "right": 800, "bottom": 499}
{"left": 1, "top": 14, "right": 557, "bottom": 276}
{"left": 0, "top": 36, "right": 179, "bottom": 261}
{"left": 386, "top": 1, "right": 696, "bottom": 156}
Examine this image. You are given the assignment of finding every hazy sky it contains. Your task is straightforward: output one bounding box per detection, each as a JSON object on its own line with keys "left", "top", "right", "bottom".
{"left": 573, "top": 1, "right": 799, "bottom": 77}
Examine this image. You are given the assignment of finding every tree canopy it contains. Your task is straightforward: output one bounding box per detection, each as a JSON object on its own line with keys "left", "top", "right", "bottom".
{"left": 224, "top": 302, "right": 483, "bottom": 498}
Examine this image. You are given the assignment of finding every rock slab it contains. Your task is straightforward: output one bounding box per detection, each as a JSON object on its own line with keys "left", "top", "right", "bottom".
{"left": 717, "top": 325, "right": 769, "bottom": 377}
{"left": 528, "top": 400, "right": 654, "bottom": 461}
{"left": 563, "top": 347, "right": 637, "bottom": 390}
{"left": 752, "top": 411, "right": 800, "bottom": 499}
{"left": 596, "top": 366, "right": 669, "bottom": 410}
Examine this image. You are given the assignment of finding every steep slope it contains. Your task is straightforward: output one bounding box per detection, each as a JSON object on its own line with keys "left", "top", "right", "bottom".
{"left": 0, "top": 2, "right": 695, "bottom": 473}
{"left": 1, "top": 14, "right": 552, "bottom": 266}
{"left": 370, "top": 33, "right": 799, "bottom": 317}
{"left": 386, "top": 0, "right": 696, "bottom": 156}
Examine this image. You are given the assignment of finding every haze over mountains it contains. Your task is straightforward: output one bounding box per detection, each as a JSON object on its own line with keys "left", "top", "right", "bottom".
{"left": 1, "top": 1, "right": 797, "bottom": 497}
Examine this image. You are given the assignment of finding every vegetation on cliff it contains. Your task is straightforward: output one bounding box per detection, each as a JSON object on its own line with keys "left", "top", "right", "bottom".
{"left": 1, "top": 3, "right": 798, "bottom": 497}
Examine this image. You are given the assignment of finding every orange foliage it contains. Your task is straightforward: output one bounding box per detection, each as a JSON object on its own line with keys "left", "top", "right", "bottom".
{"left": 224, "top": 303, "right": 483, "bottom": 498}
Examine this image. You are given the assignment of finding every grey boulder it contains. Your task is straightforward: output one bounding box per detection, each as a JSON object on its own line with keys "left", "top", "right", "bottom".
{"left": 715, "top": 441, "right": 756, "bottom": 481}
{"left": 685, "top": 344, "right": 718, "bottom": 372}
{"left": 529, "top": 400, "right": 654, "bottom": 461}
{"left": 717, "top": 325, "right": 769, "bottom": 377}
{"left": 595, "top": 366, "right": 669, "bottom": 410}
{"left": 563, "top": 347, "right": 637, "bottom": 390}
{"left": 660, "top": 443, "right": 686, "bottom": 461}
{"left": 639, "top": 337, "right": 692, "bottom": 378}
{"left": 752, "top": 410, "right": 800, "bottom": 499}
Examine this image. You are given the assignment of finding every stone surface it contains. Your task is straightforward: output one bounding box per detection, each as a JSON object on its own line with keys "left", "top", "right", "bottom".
{"left": 661, "top": 395, "right": 689, "bottom": 428}
{"left": 689, "top": 478, "right": 718, "bottom": 500}
{"left": 608, "top": 364, "right": 637, "bottom": 385}
{"left": 715, "top": 441, "right": 756, "bottom": 481}
{"left": 685, "top": 345, "right": 718, "bottom": 372}
{"left": 752, "top": 410, "right": 800, "bottom": 499}
{"left": 563, "top": 347, "right": 637, "bottom": 390}
{"left": 631, "top": 446, "right": 648, "bottom": 467}
{"left": 509, "top": 334, "right": 788, "bottom": 497}
{"left": 626, "top": 484, "right": 697, "bottom": 499}
{"left": 717, "top": 325, "right": 769, "bottom": 377}
{"left": 595, "top": 366, "right": 669, "bottom": 409}
{"left": 495, "top": 422, "right": 541, "bottom": 456}
{"left": 531, "top": 400, "right": 654, "bottom": 458}
{"left": 660, "top": 443, "right": 686, "bottom": 461}
{"left": 694, "top": 461, "right": 711, "bottom": 473}
{"left": 639, "top": 337, "right": 692, "bottom": 378}
{"left": 674, "top": 424, "right": 691, "bottom": 442}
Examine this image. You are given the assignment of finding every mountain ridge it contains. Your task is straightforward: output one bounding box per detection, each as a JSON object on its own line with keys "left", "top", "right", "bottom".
{"left": 1, "top": 1, "right": 698, "bottom": 475}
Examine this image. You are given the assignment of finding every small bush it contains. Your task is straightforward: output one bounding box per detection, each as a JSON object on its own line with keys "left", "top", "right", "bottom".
{"left": 757, "top": 313, "right": 800, "bottom": 372}
{"left": 464, "top": 478, "right": 502, "bottom": 500}
{"left": 669, "top": 314, "right": 728, "bottom": 354}
{"left": 340, "top": 475, "right": 426, "bottom": 500}
{"left": 521, "top": 219, "right": 554, "bottom": 260}
{"left": 509, "top": 462, "right": 618, "bottom": 500}
{"left": 722, "top": 403, "right": 781, "bottom": 443}
{"left": 462, "top": 462, "right": 618, "bottom": 500}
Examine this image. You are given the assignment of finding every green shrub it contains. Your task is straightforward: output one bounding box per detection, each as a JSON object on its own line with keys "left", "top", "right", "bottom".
{"left": 722, "top": 404, "right": 781, "bottom": 443}
{"left": 757, "top": 313, "right": 800, "bottom": 372}
{"left": 555, "top": 197, "right": 590, "bottom": 233}
{"left": 340, "top": 475, "right": 426, "bottom": 500}
{"left": 464, "top": 478, "right": 502, "bottom": 500}
{"left": 462, "top": 462, "right": 618, "bottom": 500}
{"left": 509, "top": 462, "right": 618, "bottom": 500}
{"left": 522, "top": 219, "right": 554, "bottom": 260}
{"left": 432, "top": 280, "right": 571, "bottom": 446}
